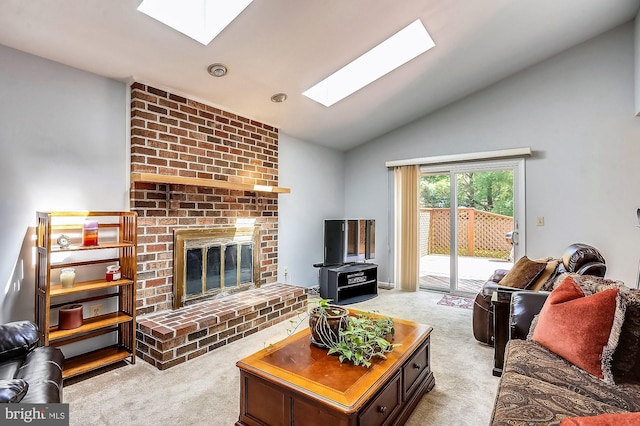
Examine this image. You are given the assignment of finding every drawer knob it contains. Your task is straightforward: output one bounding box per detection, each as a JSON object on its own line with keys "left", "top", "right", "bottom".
{"left": 413, "top": 363, "right": 422, "bottom": 369}
{"left": 378, "top": 406, "right": 387, "bottom": 414}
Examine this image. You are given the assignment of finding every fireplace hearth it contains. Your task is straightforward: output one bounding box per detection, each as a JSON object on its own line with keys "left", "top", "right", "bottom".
{"left": 174, "top": 227, "right": 260, "bottom": 309}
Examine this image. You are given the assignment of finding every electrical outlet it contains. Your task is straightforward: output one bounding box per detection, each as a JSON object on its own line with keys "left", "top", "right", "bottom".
{"left": 284, "top": 267, "right": 289, "bottom": 277}
{"left": 90, "top": 304, "right": 102, "bottom": 317}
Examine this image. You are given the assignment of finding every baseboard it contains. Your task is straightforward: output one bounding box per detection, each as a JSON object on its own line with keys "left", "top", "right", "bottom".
{"left": 377, "top": 281, "right": 395, "bottom": 290}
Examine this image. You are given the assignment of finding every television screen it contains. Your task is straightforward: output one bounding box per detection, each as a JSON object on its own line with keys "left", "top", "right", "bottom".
{"left": 324, "top": 219, "right": 375, "bottom": 265}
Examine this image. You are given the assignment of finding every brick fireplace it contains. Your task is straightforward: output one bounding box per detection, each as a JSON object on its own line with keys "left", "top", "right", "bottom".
{"left": 129, "top": 82, "right": 306, "bottom": 369}
{"left": 172, "top": 226, "right": 261, "bottom": 309}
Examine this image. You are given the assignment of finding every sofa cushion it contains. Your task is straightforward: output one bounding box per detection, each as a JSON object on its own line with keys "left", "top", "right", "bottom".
{"left": 499, "top": 256, "right": 546, "bottom": 289}
{"left": 503, "top": 340, "right": 640, "bottom": 412}
{"left": 547, "top": 274, "right": 640, "bottom": 382}
{"left": 0, "top": 321, "right": 40, "bottom": 363}
{"left": 544, "top": 272, "right": 624, "bottom": 293}
{"left": 553, "top": 273, "right": 625, "bottom": 295}
{"left": 560, "top": 412, "right": 640, "bottom": 426}
{"left": 532, "top": 276, "right": 623, "bottom": 383}
{"left": 491, "top": 372, "right": 627, "bottom": 425}
{"left": 612, "top": 289, "right": 640, "bottom": 381}
{"left": 527, "top": 259, "right": 559, "bottom": 291}
{"left": 574, "top": 278, "right": 640, "bottom": 381}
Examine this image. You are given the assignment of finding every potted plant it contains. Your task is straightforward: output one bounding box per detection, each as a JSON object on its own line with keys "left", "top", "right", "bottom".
{"left": 308, "top": 298, "right": 349, "bottom": 348}
{"left": 286, "top": 298, "right": 400, "bottom": 368}
{"left": 288, "top": 299, "right": 398, "bottom": 366}
{"left": 327, "top": 312, "right": 399, "bottom": 367}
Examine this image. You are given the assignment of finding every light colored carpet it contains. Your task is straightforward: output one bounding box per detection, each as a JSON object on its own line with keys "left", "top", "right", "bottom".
{"left": 64, "top": 289, "right": 498, "bottom": 425}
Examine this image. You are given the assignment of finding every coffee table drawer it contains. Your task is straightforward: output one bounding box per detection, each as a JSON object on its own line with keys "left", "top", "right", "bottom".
{"left": 403, "top": 338, "right": 429, "bottom": 398}
{"left": 358, "top": 372, "right": 401, "bottom": 426}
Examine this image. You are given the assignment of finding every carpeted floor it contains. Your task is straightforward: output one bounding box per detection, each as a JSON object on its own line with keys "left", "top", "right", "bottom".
{"left": 64, "top": 288, "right": 498, "bottom": 425}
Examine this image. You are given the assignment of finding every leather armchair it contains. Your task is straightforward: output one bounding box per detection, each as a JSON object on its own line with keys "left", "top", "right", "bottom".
{"left": 0, "top": 321, "right": 64, "bottom": 403}
{"left": 472, "top": 243, "right": 606, "bottom": 346}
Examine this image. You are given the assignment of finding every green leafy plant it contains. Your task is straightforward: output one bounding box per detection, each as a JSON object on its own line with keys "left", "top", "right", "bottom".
{"left": 327, "top": 312, "right": 400, "bottom": 368}
{"left": 285, "top": 298, "right": 400, "bottom": 368}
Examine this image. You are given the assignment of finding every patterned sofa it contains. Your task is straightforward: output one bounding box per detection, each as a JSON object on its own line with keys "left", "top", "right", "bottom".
{"left": 490, "top": 275, "right": 640, "bottom": 425}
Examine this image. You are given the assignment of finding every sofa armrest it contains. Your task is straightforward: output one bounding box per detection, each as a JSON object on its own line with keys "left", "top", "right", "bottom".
{"left": 0, "top": 321, "right": 40, "bottom": 362}
{"left": 482, "top": 282, "right": 529, "bottom": 299}
{"left": 509, "top": 291, "right": 549, "bottom": 341}
{"left": 489, "top": 269, "right": 510, "bottom": 283}
{"left": 0, "top": 379, "right": 29, "bottom": 403}
{"left": 561, "top": 243, "right": 606, "bottom": 277}
{"left": 482, "top": 281, "right": 501, "bottom": 296}
{"left": 575, "top": 261, "right": 606, "bottom": 277}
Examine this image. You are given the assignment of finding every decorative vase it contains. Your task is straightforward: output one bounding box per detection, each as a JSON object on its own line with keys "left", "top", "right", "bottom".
{"left": 59, "top": 304, "right": 83, "bottom": 329}
{"left": 309, "top": 305, "right": 349, "bottom": 348}
{"left": 60, "top": 268, "right": 76, "bottom": 288}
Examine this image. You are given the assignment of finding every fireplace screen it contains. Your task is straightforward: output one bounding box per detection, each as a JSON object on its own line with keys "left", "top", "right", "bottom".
{"left": 174, "top": 228, "right": 259, "bottom": 308}
{"left": 184, "top": 243, "right": 253, "bottom": 297}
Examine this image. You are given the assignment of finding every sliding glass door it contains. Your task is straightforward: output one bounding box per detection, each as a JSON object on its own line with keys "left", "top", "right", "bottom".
{"left": 419, "top": 159, "right": 525, "bottom": 296}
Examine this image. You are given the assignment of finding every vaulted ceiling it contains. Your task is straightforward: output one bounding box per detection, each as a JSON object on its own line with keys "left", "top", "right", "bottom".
{"left": 1, "top": 1, "right": 638, "bottom": 150}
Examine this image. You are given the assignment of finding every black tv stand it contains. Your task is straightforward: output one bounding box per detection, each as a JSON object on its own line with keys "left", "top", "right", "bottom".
{"left": 318, "top": 263, "right": 378, "bottom": 305}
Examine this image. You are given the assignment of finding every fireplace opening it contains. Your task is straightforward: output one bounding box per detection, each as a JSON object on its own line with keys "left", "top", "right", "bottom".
{"left": 174, "top": 227, "right": 260, "bottom": 309}
{"left": 185, "top": 242, "right": 253, "bottom": 296}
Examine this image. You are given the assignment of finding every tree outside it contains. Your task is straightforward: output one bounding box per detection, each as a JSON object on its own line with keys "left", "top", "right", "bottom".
{"left": 420, "top": 171, "right": 514, "bottom": 217}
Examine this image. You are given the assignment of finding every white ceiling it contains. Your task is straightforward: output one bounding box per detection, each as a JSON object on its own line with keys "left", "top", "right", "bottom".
{"left": 1, "top": 0, "right": 639, "bottom": 150}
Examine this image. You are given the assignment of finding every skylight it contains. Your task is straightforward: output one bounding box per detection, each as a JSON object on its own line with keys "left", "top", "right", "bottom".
{"left": 303, "top": 19, "right": 435, "bottom": 107}
{"left": 137, "top": 0, "right": 253, "bottom": 46}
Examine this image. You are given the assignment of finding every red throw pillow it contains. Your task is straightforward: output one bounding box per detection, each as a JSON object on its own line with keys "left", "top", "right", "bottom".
{"left": 560, "top": 412, "right": 640, "bottom": 426}
{"left": 532, "top": 276, "right": 620, "bottom": 381}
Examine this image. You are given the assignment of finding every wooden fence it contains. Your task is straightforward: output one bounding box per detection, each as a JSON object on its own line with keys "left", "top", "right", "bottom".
{"left": 420, "top": 208, "right": 513, "bottom": 259}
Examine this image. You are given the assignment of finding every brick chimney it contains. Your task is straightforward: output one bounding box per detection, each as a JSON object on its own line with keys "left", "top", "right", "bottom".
{"left": 129, "top": 83, "right": 280, "bottom": 315}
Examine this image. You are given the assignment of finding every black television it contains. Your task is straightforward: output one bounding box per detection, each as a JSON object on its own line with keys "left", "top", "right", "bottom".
{"left": 323, "top": 219, "right": 375, "bottom": 265}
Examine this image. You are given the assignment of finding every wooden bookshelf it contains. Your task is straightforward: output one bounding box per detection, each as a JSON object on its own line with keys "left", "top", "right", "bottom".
{"left": 35, "top": 211, "right": 137, "bottom": 379}
{"left": 62, "top": 346, "right": 133, "bottom": 379}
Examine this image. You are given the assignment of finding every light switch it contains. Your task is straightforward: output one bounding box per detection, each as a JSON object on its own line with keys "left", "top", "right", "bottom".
{"left": 536, "top": 217, "right": 545, "bottom": 226}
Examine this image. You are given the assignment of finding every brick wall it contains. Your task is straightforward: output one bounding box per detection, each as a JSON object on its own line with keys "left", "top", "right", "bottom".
{"left": 130, "top": 82, "right": 280, "bottom": 315}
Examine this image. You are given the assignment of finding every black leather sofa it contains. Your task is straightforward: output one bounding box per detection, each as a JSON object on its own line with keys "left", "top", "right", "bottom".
{"left": 0, "top": 321, "right": 63, "bottom": 403}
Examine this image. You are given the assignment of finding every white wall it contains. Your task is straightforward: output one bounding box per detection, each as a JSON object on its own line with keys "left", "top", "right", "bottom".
{"left": 636, "top": 9, "right": 640, "bottom": 115}
{"left": 0, "top": 45, "right": 128, "bottom": 323}
{"left": 344, "top": 22, "right": 640, "bottom": 287}
{"left": 278, "top": 133, "right": 344, "bottom": 287}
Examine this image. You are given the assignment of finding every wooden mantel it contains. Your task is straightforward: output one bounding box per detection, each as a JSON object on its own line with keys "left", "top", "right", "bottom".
{"left": 130, "top": 173, "right": 291, "bottom": 194}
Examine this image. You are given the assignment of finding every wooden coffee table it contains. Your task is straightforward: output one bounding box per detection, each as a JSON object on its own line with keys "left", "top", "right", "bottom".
{"left": 236, "top": 316, "right": 434, "bottom": 426}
